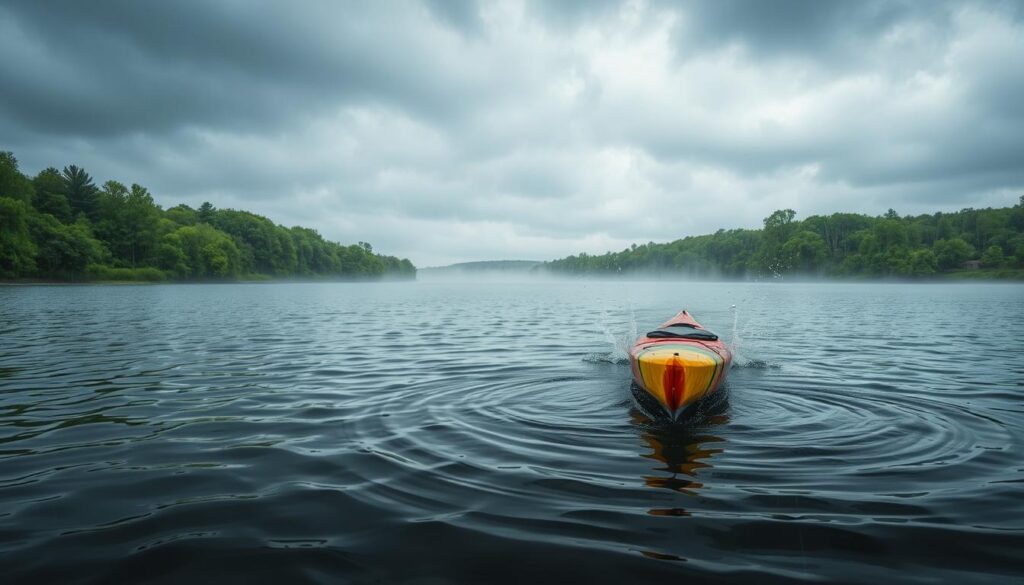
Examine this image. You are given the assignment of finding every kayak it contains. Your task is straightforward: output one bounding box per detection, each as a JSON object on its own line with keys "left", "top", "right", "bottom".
{"left": 629, "top": 310, "right": 731, "bottom": 419}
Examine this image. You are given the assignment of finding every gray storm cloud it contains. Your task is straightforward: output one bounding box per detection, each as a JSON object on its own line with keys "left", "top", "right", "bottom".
{"left": 1, "top": 0, "right": 1022, "bottom": 266}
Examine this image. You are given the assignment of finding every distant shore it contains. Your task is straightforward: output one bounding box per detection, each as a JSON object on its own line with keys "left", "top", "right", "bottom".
{"left": 7, "top": 270, "right": 1024, "bottom": 286}
{"left": 0, "top": 275, "right": 417, "bottom": 286}
{"left": 542, "top": 203, "right": 1024, "bottom": 280}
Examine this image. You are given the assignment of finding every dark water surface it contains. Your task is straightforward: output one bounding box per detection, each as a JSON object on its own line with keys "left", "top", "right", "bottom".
{"left": 1, "top": 281, "right": 1022, "bottom": 583}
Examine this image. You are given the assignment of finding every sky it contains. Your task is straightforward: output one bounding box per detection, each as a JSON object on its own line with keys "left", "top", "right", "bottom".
{"left": 2, "top": 0, "right": 1023, "bottom": 266}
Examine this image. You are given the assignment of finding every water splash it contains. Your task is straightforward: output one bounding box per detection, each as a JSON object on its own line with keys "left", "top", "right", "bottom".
{"left": 733, "top": 359, "right": 781, "bottom": 370}
{"left": 591, "top": 305, "right": 637, "bottom": 365}
{"left": 725, "top": 303, "right": 779, "bottom": 369}
{"left": 728, "top": 304, "right": 740, "bottom": 363}
{"left": 726, "top": 303, "right": 761, "bottom": 368}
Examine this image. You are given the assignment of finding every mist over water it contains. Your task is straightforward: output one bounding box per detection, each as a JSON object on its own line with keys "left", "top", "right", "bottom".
{"left": 1, "top": 280, "right": 1022, "bottom": 583}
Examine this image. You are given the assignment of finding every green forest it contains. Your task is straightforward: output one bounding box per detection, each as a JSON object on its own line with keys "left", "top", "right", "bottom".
{"left": 0, "top": 151, "right": 415, "bottom": 282}
{"left": 544, "top": 201, "right": 1024, "bottom": 279}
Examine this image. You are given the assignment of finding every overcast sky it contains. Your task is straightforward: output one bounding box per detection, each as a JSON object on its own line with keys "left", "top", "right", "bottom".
{"left": 2, "top": 0, "right": 1023, "bottom": 266}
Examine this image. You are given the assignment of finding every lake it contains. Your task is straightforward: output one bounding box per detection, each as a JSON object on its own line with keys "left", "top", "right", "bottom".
{"left": 1, "top": 280, "right": 1022, "bottom": 583}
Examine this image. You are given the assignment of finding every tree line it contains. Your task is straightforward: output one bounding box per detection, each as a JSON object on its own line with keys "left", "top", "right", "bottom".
{"left": 543, "top": 201, "right": 1024, "bottom": 279}
{"left": 0, "top": 151, "right": 415, "bottom": 281}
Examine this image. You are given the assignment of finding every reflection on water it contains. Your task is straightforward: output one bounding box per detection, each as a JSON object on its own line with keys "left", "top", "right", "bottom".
{"left": 1, "top": 281, "right": 1022, "bottom": 584}
{"left": 633, "top": 391, "right": 729, "bottom": 500}
{"left": 631, "top": 395, "right": 729, "bottom": 563}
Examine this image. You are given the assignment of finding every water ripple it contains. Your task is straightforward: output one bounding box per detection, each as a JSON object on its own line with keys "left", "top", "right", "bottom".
{"left": 0, "top": 281, "right": 1021, "bottom": 583}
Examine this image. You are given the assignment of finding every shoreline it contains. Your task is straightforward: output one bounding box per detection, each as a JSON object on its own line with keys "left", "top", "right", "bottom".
{"left": 0, "top": 277, "right": 418, "bottom": 286}
{"left": 3, "top": 275, "right": 1020, "bottom": 286}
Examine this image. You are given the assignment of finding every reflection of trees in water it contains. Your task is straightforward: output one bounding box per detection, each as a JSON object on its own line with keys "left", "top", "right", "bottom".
{"left": 631, "top": 389, "right": 729, "bottom": 512}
